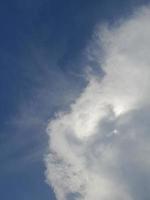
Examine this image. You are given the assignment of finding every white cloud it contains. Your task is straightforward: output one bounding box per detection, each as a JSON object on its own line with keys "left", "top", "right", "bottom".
{"left": 45, "top": 5, "right": 150, "bottom": 200}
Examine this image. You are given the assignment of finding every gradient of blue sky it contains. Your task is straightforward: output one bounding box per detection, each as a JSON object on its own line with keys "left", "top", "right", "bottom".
{"left": 0, "top": 0, "right": 149, "bottom": 200}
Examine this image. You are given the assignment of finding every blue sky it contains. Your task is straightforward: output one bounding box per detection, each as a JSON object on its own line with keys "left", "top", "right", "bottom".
{"left": 1, "top": 0, "right": 150, "bottom": 200}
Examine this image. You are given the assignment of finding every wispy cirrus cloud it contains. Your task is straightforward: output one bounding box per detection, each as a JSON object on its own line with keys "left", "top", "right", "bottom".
{"left": 45, "top": 5, "right": 150, "bottom": 200}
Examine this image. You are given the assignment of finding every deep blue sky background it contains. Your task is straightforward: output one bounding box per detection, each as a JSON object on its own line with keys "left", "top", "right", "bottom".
{"left": 0, "top": 0, "right": 149, "bottom": 199}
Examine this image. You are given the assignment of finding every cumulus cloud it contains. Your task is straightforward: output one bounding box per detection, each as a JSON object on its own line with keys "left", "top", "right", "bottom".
{"left": 45, "top": 5, "right": 150, "bottom": 200}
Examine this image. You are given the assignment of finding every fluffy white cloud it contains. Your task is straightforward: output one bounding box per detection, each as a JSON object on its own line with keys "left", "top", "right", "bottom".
{"left": 45, "top": 5, "right": 150, "bottom": 200}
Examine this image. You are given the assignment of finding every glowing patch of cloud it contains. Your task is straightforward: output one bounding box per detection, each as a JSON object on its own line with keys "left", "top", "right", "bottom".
{"left": 45, "top": 5, "right": 150, "bottom": 200}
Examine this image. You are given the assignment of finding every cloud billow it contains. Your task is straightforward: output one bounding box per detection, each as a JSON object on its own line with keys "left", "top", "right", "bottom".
{"left": 45, "top": 6, "right": 150, "bottom": 200}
